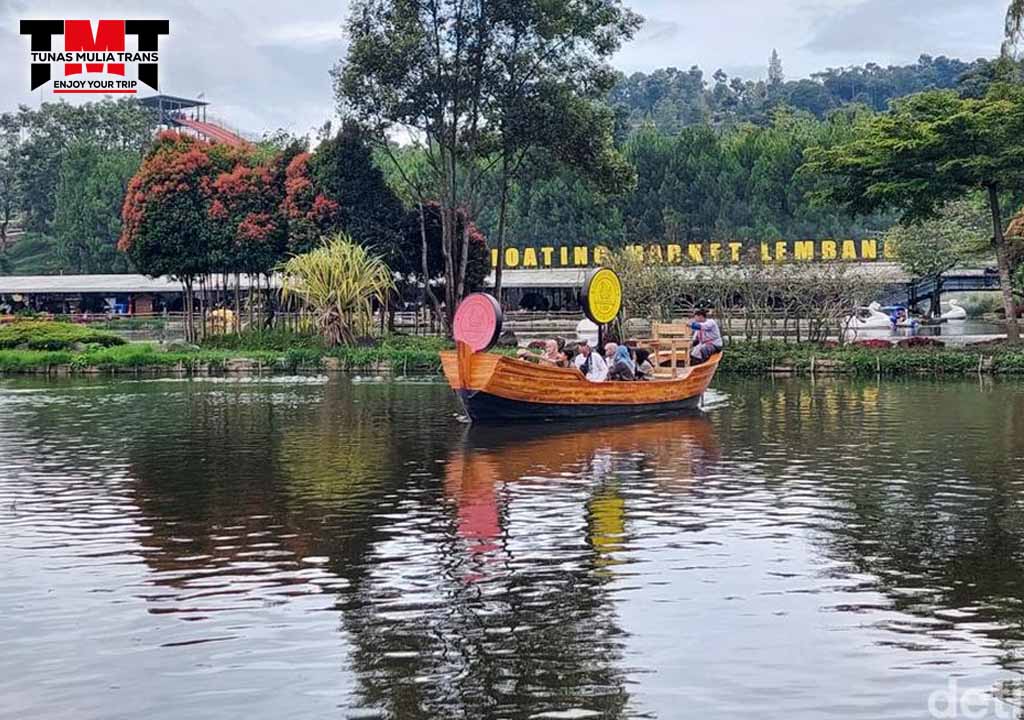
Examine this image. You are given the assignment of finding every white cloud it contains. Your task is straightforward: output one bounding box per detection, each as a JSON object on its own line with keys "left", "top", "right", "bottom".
{"left": 0, "top": 0, "right": 1010, "bottom": 135}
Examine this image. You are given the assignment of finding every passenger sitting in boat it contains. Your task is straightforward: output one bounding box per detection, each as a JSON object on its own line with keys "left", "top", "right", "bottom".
{"left": 634, "top": 348, "right": 656, "bottom": 381}
{"left": 573, "top": 339, "right": 608, "bottom": 382}
{"left": 517, "top": 339, "right": 567, "bottom": 367}
{"left": 605, "top": 343, "right": 636, "bottom": 381}
{"left": 689, "top": 308, "right": 723, "bottom": 365}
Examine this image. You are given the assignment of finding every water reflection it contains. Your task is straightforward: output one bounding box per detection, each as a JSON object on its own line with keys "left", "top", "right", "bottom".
{"left": 3, "top": 376, "right": 1024, "bottom": 719}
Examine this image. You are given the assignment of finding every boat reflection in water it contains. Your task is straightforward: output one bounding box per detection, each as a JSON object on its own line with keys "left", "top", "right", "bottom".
{"left": 444, "top": 414, "right": 721, "bottom": 575}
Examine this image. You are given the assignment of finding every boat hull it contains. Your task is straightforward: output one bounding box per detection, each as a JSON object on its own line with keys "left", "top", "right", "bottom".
{"left": 457, "top": 388, "right": 702, "bottom": 422}
{"left": 441, "top": 348, "right": 720, "bottom": 423}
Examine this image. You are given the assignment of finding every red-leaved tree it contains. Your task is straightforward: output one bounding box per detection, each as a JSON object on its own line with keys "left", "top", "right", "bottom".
{"left": 283, "top": 152, "right": 341, "bottom": 254}
{"left": 120, "top": 132, "right": 243, "bottom": 340}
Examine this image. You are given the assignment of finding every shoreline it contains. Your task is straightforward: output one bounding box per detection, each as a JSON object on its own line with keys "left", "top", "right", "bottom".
{"left": 3, "top": 341, "right": 1024, "bottom": 378}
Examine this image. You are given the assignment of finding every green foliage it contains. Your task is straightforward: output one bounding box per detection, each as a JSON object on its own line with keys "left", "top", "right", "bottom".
{"left": 201, "top": 329, "right": 321, "bottom": 351}
{"left": 0, "top": 333, "right": 456, "bottom": 374}
{"left": 395, "top": 202, "right": 490, "bottom": 291}
{"left": 337, "top": 0, "right": 640, "bottom": 318}
{"left": 54, "top": 143, "right": 139, "bottom": 273}
{"left": 279, "top": 233, "right": 395, "bottom": 346}
{"left": 609, "top": 55, "right": 1006, "bottom": 132}
{"left": 0, "top": 321, "right": 127, "bottom": 350}
{"left": 309, "top": 122, "right": 405, "bottom": 255}
{"left": 806, "top": 85, "right": 1024, "bottom": 222}
{"left": 0, "top": 232, "right": 62, "bottom": 275}
{"left": 719, "top": 341, "right": 997, "bottom": 376}
{"left": 9, "top": 99, "right": 156, "bottom": 235}
{"left": 805, "top": 83, "right": 1024, "bottom": 339}
{"left": 886, "top": 200, "right": 989, "bottom": 281}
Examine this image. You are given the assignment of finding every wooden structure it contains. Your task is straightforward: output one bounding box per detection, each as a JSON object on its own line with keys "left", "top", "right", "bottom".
{"left": 635, "top": 322, "right": 693, "bottom": 379}
{"left": 440, "top": 347, "right": 720, "bottom": 422}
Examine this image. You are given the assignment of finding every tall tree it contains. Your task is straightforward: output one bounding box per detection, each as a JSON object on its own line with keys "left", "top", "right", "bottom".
{"left": 804, "top": 85, "right": 1024, "bottom": 341}
{"left": 768, "top": 49, "right": 784, "bottom": 87}
{"left": 0, "top": 116, "right": 19, "bottom": 255}
{"left": 14, "top": 99, "right": 156, "bottom": 234}
{"left": 120, "top": 133, "right": 242, "bottom": 341}
{"left": 1007, "top": 0, "right": 1024, "bottom": 56}
{"left": 335, "top": 0, "right": 641, "bottom": 323}
{"left": 309, "top": 122, "right": 406, "bottom": 256}
{"left": 54, "top": 143, "right": 139, "bottom": 273}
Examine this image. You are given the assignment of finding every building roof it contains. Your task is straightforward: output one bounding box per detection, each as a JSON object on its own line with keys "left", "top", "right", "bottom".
{"left": 138, "top": 94, "right": 209, "bottom": 109}
{"left": 0, "top": 274, "right": 186, "bottom": 294}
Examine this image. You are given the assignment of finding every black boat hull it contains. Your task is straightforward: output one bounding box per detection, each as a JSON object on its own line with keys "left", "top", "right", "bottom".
{"left": 458, "top": 389, "right": 702, "bottom": 423}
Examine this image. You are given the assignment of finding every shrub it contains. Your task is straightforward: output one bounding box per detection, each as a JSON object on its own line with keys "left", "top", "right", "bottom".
{"left": 0, "top": 321, "right": 127, "bottom": 350}
{"left": 203, "top": 328, "right": 325, "bottom": 352}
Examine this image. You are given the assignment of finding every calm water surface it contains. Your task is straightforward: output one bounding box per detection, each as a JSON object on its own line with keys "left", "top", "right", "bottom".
{"left": 2, "top": 374, "right": 1024, "bottom": 719}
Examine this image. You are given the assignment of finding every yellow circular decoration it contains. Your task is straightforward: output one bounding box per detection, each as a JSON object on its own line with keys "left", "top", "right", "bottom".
{"left": 583, "top": 268, "right": 622, "bottom": 325}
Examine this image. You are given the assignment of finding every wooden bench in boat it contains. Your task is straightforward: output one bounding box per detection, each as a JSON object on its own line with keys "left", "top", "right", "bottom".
{"left": 633, "top": 322, "right": 692, "bottom": 379}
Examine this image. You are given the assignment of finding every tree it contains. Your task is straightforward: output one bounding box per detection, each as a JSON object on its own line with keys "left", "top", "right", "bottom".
{"left": 1007, "top": 0, "right": 1024, "bottom": 56}
{"left": 209, "top": 160, "right": 287, "bottom": 277}
{"left": 885, "top": 200, "right": 988, "bottom": 317}
{"left": 14, "top": 99, "right": 156, "bottom": 234}
{"left": 309, "top": 122, "right": 406, "bottom": 256}
{"left": 54, "top": 143, "right": 139, "bottom": 273}
{"left": 768, "top": 49, "right": 784, "bottom": 87}
{"left": 282, "top": 151, "right": 341, "bottom": 254}
{"left": 603, "top": 247, "right": 680, "bottom": 323}
{"left": 335, "top": 0, "right": 641, "bottom": 323}
{"left": 803, "top": 85, "right": 1024, "bottom": 341}
{"left": 0, "top": 116, "right": 19, "bottom": 255}
{"left": 396, "top": 202, "right": 490, "bottom": 293}
{"left": 279, "top": 233, "right": 395, "bottom": 346}
{"left": 120, "top": 132, "right": 242, "bottom": 341}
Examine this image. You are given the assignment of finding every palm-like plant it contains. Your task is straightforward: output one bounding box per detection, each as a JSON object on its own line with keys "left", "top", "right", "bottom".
{"left": 279, "top": 233, "right": 395, "bottom": 347}
{"left": 1007, "top": 0, "right": 1024, "bottom": 55}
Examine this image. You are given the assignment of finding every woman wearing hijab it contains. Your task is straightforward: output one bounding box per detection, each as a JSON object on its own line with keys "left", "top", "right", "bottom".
{"left": 605, "top": 342, "right": 636, "bottom": 381}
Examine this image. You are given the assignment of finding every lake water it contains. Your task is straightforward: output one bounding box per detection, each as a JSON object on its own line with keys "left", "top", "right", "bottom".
{"left": 2, "top": 374, "right": 1024, "bottom": 720}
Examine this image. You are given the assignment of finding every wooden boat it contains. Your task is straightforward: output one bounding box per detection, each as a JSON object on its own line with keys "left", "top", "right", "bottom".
{"left": 440, "top": 345, "right": 722, "bottom": 423}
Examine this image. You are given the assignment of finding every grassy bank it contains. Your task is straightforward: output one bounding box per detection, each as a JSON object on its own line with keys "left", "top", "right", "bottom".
{"left": 3, "top": 323, "right": 1024, "bottom": 377}
{"left": 0, "top": 329, "right": 454, "bottom": 375}
{"left": 720, "top": 340, "right": 1023, "bottom": 375}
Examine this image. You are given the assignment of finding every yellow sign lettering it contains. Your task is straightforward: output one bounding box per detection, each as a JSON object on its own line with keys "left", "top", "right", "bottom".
{"left": 794, "top": 241, "right": 814, "bottom": 261}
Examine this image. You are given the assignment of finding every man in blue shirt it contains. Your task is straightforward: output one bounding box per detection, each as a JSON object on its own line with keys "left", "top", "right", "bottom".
{"left": 690, "top": 308, "right": 723, "bottom": 364}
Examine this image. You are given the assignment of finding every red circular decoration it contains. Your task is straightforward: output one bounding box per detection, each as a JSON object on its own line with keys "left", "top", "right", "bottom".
{"left": 453, "top": 293, "right": 503, "bottom": 352}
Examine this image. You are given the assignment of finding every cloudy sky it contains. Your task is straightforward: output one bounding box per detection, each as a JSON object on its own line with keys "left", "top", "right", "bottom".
{"left": 0, "top": 0, "right": 1010, "bottom": 137}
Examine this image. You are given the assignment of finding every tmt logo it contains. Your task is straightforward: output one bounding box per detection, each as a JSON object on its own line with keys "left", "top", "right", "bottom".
{"left": 19, "top": 19, "right": 169, "bottom": 94}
